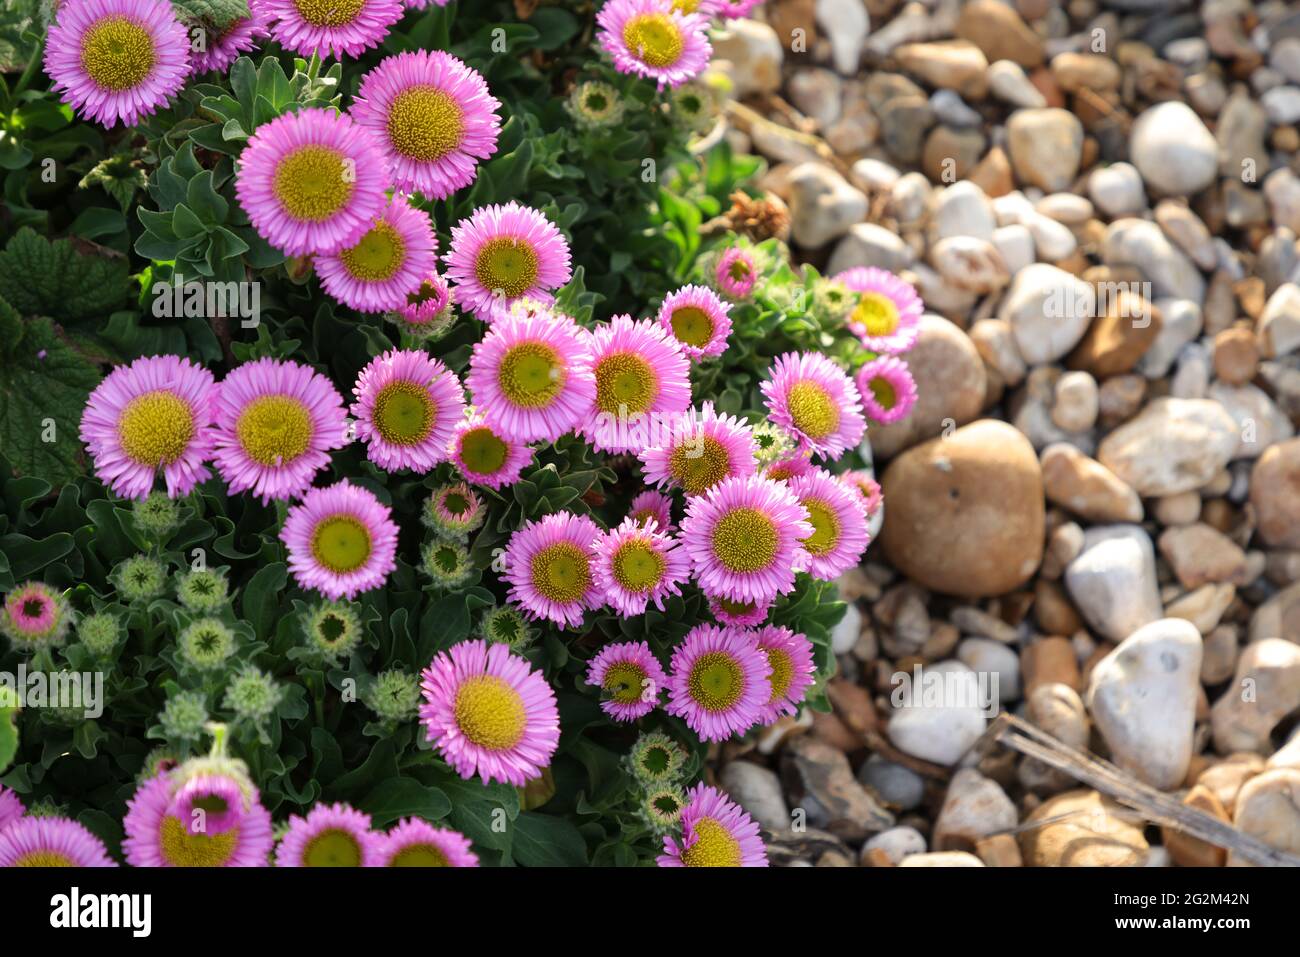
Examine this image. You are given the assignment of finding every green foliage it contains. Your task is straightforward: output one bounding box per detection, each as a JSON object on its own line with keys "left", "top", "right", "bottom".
{"left": 0, "top": 227, "right": 130, "bottom": 323}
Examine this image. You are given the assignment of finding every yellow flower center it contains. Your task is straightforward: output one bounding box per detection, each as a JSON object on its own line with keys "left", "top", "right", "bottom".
{"left": 311, "top": 516, "right": 372, "bottom": 573}
{"left": 14, "top": 850, "right": 75, "bottom": 867}
{"left": 529, "top": 541, "right": 591, "bottom": 604}
{"left": 386, "top": 87, "right": 465, "bottom": 161}
{"left": 603, "top": 661, "right": 650, "bottom": 704}
{"left": 801, "top": 499, "right": 839, "bottom": 555}
{"left": 867, "top": 375, "right": 897, "bottom": 410}
{"left": 622, "top": 13, "right": 685, "bottom": 68}
{"left": 671, "top": 0, "right": 704, "bottom": 12}
{"left": 474, "top": 237, "right": 539, "bottom": 300}
{"left": 498, "top": 341, "right": 564, "bottom": 408}
{"left": 852, "top": 292, "right": 900, "bottom": 338}
{"left": 293, "top": 0, "right": 365, "bottom": 26}
{"left": 303, "top": 828, "right": 363, "bottom": 866}
{"left": 786, "top": 381, "right": 839, "bottom": 440}
{"left": 688, "top": 651, "right": 743, "bottom": 712}
{"left": 235, "top": 395, "right": 313, "bottom": 466}
{"left": 669, "top": 306, "right": 714, "bottom": 348}
{"left": 680, "top": 817, "right": 743, "bottom": 867}
{"left": 595, "top": 352, "right": 657, "bottom": 415}
{"left": 459, "top": 426, "right": 509, "bottom": 475}
{"left": 764, "top": 646, "right": 794, "bottom": 703}
{"left": 372, "top": 379, "right": 434, "bottom": 445}
{"left": 117, "top": 390, "right": 194, "bottom": 467}
{"left": 272, "top": 146, "right": 354, "bottom": 223}
{"left": 80, "top": 16, "right": 155, "bottom": 91}
{"left": 160, "top": 815, "right": 239, "bottom": 866}
{"left": 454, "top": 675, "right": 527, "bottom": 751}
{"left": 610, "top": 538, "right": 665, "bottom": 592}
{"left": 711, "top": 507, "right": 778, "bottom": 572}
{"left": 669, "top": 435, "right": 732, "bottom": 496}
{"left": 340, "top": 220, "right": 406, "bottom": 282}
{"left": 390, "top": 844, "right": 450, "bottom": 866}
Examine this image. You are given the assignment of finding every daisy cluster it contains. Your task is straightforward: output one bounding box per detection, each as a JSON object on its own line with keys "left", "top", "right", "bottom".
{"left": 15, "top": 0, "right": 923, "bottom": 869}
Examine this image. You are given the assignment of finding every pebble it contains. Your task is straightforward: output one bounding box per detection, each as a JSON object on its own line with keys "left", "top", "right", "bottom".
{"left": 866, "top": 316, "right": 987, "bottom": 458}
{"left": 1157, "top": 523, "right": 1249, "bottom": 589}
{"left": 1250, "top": 438, "right": 1300, "bottom": 548}
{"left": 1088, "top": 162, "right": 1146, "bottom": 218}
{"left": 788, "top": 69, "right": 844, "bottom": 129}
{"left": 933, "top": 768, "right": 1018, "bottom": 849}
{"left": 956, "top": 638, "right": 1021, "bottom": 701}
{"left": 991, "top": 224, "right": 1036, "bottom": 276}
{"left": 1102, "top": 218, "right": 1205, "bottom": 303}
{"left": 1022, "top": 636, "right": 1083, "bottom": 697}
{"left": 933, "top": 180, "right": 997, "bottom": 240}
{"left": 1096, "top": 397, "right": 1240, "bottom": 496}
{"left": 998, "top": 263, "right": 1096, "bottom": 364}
{"left": 1258, "top": 283, "right": 1300, "bottom": 359}
{"left": 781, "top": 736, "right": 895, "bottom": 841}
{"left": 786, "top": 162, "right": 868, "bottom": 248}
{"left": 1051, "top": 371, "right": 1100, "bottom": 433}
{"left": 1086, "top": 617, "right": 1203, "bottom": 789}
{"left": 1165, "top": 583, "right": 1235, "bottom": 636}
{"left": 895, "top": 40, "right": 990, "bottom": 100}
{"left": 1066, "top": 290, "right": 1162, "bottom": 378}
{"left": 1229, "top": 769, "right": 1300, "bottom": 866}
{"left": 880, "top": 419, "right": 1045, "bottom": 597}
{"left": 1262, "top": 86, "right": 1300, "bottom": 125}
{"left": 1210, "top": 638, "right": 1300, "bottom": 754}
{"left": 955, "top": 0, "right": 1044, "bottom": 68}
{"left": 1163, "top": 785, "right": 1231, "bottom": 867}
{"left": 858, "top": 755, "right": 926, "bottom": 811}
{"left": 1019, "top": 790, "right": 1149, "bottom": 866}
{"left": 930, "top": 236, "right": 1010, "bottom": 293}
{"left": 1200, "top": 625, "right": 1239, "bottom": 685}
{"left": 830, "top": 602, "right": 862, "bottom": 655}
{"left": 886, "top": 661, "right": 990, "bottom": 765}
{"left": 1129, "top": 101, "right": 1218, "bottom": 197}
{"left": 1064, "top": 524, "right": 1163, "bottom": 642}
{"left": 987, "top": 60, "right": 1047, "bottom": 108}
{"left": 827, "top": 222, "right": 915, "bottom": 275}
{"left": 929, "top": 89, "right": 982, "bottom": 129}
{"left": 1051, "top": 52, "right": 1122, "bottom": 92}
{"left": 970, "top": 318, "right": 1027, "bottom": 387}
{"left": 814, "top": 0, "right": 870, "bottom": 75}
{"left": 1211, "top": 325, "right": 1260, "bottom": 385}
{"left": 1040, "top": 442, "right": 1143, "bottom": 523}
{"left": 713, "top": 19, "right": 784, "bottom": 96}
{"left": 897, "top": 851, "right": 986, "bottom": 866}
{"left": 720, "top": 761, "right": 790, "bottom": 831}
{"left": 1154, "top": 200, "right": 1217, "bottom": 272}
{"left": 1208, "top": 382, "right": 1295, "bottom": 459}
{"left": 1006, "top": 108, "right": 1084, "bottom": 192}
{"left": 861, "top": 826, "right": 927, "bottom": 865}
{"left": 1140, "top": 300, "right": 1203, "bottom": 378}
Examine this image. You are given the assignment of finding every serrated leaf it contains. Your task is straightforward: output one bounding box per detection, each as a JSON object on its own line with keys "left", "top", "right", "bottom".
{"left": 0, "top": 228, "right": 130, "bottom": 325}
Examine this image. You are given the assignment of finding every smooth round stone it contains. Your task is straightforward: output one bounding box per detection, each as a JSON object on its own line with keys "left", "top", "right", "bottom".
{"left": 858, "top": 756, "right": 926, "bottom": 811}
{"left": 1129, "top": 101, "right": 1217, "bottom": 196}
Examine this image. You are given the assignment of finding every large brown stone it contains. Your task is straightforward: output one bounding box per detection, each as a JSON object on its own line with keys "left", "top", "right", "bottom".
{"left": 956, "top": 0, "right": 1044, "bottom": 68}
{"left": 881, "top": 420, "right": 1045, "bottom": 597}
{"left": 1019, "top": 790, "right": 1149, "bottom": 866}
{"left": 1251, "top": 438, "right": 1300, "bottom": 549}
{"left": 868, "top": 315, "right": 987, "bottom": 459}
{"left": 1066, "top": 292, "right": 1163, "bottom": 378}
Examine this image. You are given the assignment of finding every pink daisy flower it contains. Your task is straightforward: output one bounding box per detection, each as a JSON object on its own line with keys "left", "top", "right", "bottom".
{"left": 836, "top": 266, "right": 924, "bottom": 354}
{"left": 465, "top": 309, "right": 595, "bottom": 444}
{"left": 762, "top": 451, "right": 816, "bottom": 484}
{"left": 760, "top": 352, "right": 865, "bottom": 461}
{"left": 80, "top": 354, "right": 218, "bottom": 501}
{"left": 627, "top": 489, "right": 673, "bottom": 530}
{"left": 316, "top": 194, "right": 438, "bottom": 313}
{"left": 856, "top": 355, "right": 918, "bottom": 425}
{"left": 584, "top": 315, "right": 692, "bottom": 454}
{"left": 44, "top": 0, "right": 190, "bottom": 128}
{"left": 259, "top": 0, "right": 402, "bottom": 58}
{"left": 585, "top": 640, "right": 668, "bottom": 722}
{"left": 449, "top": 414, "right": 533, "bottom": 489}
{"left": 1, "top": 581, "right": 73, "bottom": 650}
{"left": 665, "top": 624, "right": 770, "bottom": 741}
{"left": 419, "top": 639, "right": 560, "bottom": 786}
{"left": 123, "top": 773, "right": 274, "bottom": 866}
{"left": 596, "top": 0, "right": 712, "bottom": 89}
{"left": 715, "top": 247, "right": 758, "bottom": 299}
{"left": 166, "top": 773, "right": 247, "bottom": 836}
{"left": 281, "top": 481, "right": 399, "bottom": 600}
{"left": 657, "top": 783, "right": 768, "bottom": 867}
{"left": 787, "top": 468, "right": 871, "bottom": 580}
{"left": 0, "top": 785, "right": 23, "bottom": 832}
{"left": 0, "top": 816, "right": 117, "bottom": 867}
{"left": 351, "top": 349, "right": 465, "bottom": 473}
{"left": 235, "top": 107, "right": 389, "bottom": 258}
{"left": 350, "top": 50, "right": 502, "bottom": 199}
{"left": 657, "top": 284, "right": 732, "bottom": 360}
{"left": 591, "top": 516, "right": 690, "bottom": 617}
{"left": 423, "top": 481, "right": 484, "bottom": 538}
{"left": 753, "top": 624, "right": 816, "bottom": 724}
{"left": 444, "top": 202, "right": 572, "bottom": 322}
{"left": 188, "top": 6, "right": 269, "bottom": 75}
{"left": 212, "top": 357, "right": 349, "bottom": 503}
{"left": 502, "top": 512, "right": 603, "bottom": 629}
{"left": 275, "top": 802, "right": 383, "bottom": 867}
{"left": 394, "top": 271, "right": 454, "bottom": 330}
{"left": 377, "top": 818, "right": 478, "bottom": 867}
{"left": 840, "top": 469, "right": 883, "bottom": 518}
{"left": 707, "top": 593, "right": 772, "bottom": 627}
{"left": 638, "top": 403, "right": 757, "bottom": 497}
{"left": 679, "top": 474, "right": 813, "bottom": 607}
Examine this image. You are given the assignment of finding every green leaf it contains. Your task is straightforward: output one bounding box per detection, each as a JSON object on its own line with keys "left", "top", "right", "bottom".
{"left": 511, "top": 812, "right": 589, "bottom": 867}
{"left": 0, "top": 317, "right": 101, "bottom": 485}
{"left": 0, "top": 685, "right": 18, "bottom": 774}
{"left": 171, "top": 0, "right": 250, "bottom": 29}
{"left": 240, "top": 561, "right": 287, "bottom": 641}
{"left": 358, "top": 778, "right": 451, "bottom": 828}
{"left": 0, "top": 228, "right": 131, "bottom": 325}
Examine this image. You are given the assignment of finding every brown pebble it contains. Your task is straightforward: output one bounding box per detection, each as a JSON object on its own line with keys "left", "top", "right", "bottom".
{"left": 975, "top": 833, "right": 1023, "bottom": 867}
{"left": 1021, "top": 636, "right": 1082, "bottom": 696}
{"left": 1212, "top": 324, "right": 1259, "bottom": 385}
{"left": 1161, "top": 785, "right": 1230, "bottom": 867}
{"left": 1034, "top": 579, "right": 1084, "bottom": 635}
